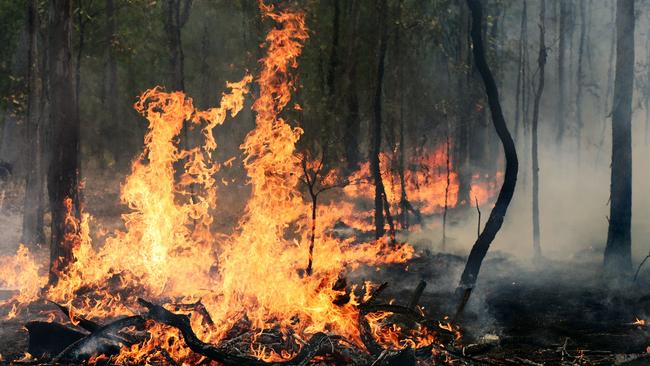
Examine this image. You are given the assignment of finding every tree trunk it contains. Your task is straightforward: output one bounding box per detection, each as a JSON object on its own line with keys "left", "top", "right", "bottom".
{"left": 455, "top": 0, "right": 519, "bottom": 315}
{"left": 556, "top": 0, "right": 567, "bottom": 142}
{"left": 455, "top": 2, "right": 471, "bottom": 208}
{"left": 164, "top": 0, "right": 191, "bottom": 91}
{"left": 371, "top": 0, "right": 389, "bottom": 239}
{"left": 531, "top": 0, "right": 547, "bottom": 260}
{"left": 343, "top": 0, "right": 360, "bottom": 173}
{"left": 102, "top": 0, "right": 120, "bottom": 167}
{"left": 575, "top": 0, "right": 586, "bottom": 163}
{"left": 48, "top": 0, "right": 81, "bottom": 284}
{"left": 604, "top": 0, "right": 634, "bottom": 278}
{"left": 22, "top": 0, "right": 46, "bottom": 248}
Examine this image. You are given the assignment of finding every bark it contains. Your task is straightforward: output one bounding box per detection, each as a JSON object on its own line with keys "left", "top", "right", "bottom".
{"left": 556, "top": 0, "right": 567, "bottom": 142}
{"left": 575, "top": 0, "right": 586, "bottom": 162}
{"left": 47, "top": 0, "right": 81, "bottom": 284}
{"left": 531, "top": 0, "right": 547, "bottom": 260}
{"left": 604, "top": 0, "right": 635, "bottom": 277}
{"left": 456, "top": 0, "right": 518, "bottom": 313}
{"left": 101, "top": 0, "right": 120, "bottom": 166}
{"left": 455, "top": 2, "right": 471, "bottom": 208}
{"left": 163, "top": 0, "right": 191, "bottom": 91}
{"left": 513, "top": 0, "right": 527, "bottom": 139}
{"left": 22, "top": 0, "right": 46, "bottom": 248}
{"left": 326, "top": 0, "right": 340, "bottom": 98}
{"left": 372, "top": 0, "right": 389, "bottom": 239}
{"left": 343, "top": 0, "right": 360, "bottom": 172}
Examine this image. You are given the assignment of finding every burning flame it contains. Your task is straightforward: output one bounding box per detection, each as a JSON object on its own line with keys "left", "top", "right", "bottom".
{"left": 0, "top": 2, "right": 426, "bottom": 363}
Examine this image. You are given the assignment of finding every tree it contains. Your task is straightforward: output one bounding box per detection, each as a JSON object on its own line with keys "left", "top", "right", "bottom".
{"left": 455, "top": 0, "right": 518, "bottom": 316}
{"left": 22, "top": 0, "right": 46, "bottom": 248}
{"left": 101, "top": 0, "right": 120, "bottom": 166}
{"left": 531, "top": 0, "right": 547, "bottom": 260}
{"left": 371, "top": 0, "right": 390, "bottom": 240}
{"left": 604, "top": 0, "right": 635, "bottom": 277}
{"left": 556, "top": 0, "right": 568, "bottom": 142}
{"left": 48, "top": 0, "right": 81, "bottom": 284}
{"left": 163, "top": 0, "right": 192, "bottom": 91}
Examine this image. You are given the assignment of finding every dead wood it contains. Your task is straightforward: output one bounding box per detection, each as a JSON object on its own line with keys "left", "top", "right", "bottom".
{"left": 25, "top": 321, "right": 86, "bottom": 358}
{"left": 138, "top": 298, "right": 335, "bottom": 366}
{"left": 170, "top": 299, "right": 215, "bottom": 326}
{"left": 408, "top": 280, "right": 427, "bottom": 310}
{"left": 52, "top": 315, "right": 145, "bottom": 362}
{"left": 48, "top": 300, "right": 101, "bottom": 332}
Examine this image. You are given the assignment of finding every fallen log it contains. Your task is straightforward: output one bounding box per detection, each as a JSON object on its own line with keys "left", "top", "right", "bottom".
{"left": 138, "top": 298, "right": 335, "bottom": 366}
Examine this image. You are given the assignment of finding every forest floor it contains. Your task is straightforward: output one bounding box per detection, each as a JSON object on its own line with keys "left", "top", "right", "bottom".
{"left": 1, "top": 174, "right": 650, "bottom": 365}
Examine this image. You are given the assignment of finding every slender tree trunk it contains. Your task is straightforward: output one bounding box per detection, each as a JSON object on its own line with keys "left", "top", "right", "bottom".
{"left": 513, "top": 0, "right": 527, "bottom": 140}
{"left": 102, "top": 0, "right": 120, "bottom": 167}
{"left": 455, "top": 2, "right": 471, "bottom": 208}
{"left": 22, "top": 0, "right": 46, "bottom": 248}
{"left": 645, "top": 36, "right": 650, "bottom": 145}
{"left": 604, "top": 0, "right": 635, "bottom": 278}
{"left": 343, "top": 0, "right": 360, "bottom": 172}
{"left": 371, "top": 0, "right": 389, "bottom": 239}
{"left": 456, "top": 0, "right": 519, "bottom": 316}
{"left": 531, "top": 0, "right": 547, "bottom": 260}
{"left": 575, "top": 0, "right": 586, "bottom": 163}
{"left": 556, "top": 1, "right": 567, "bottom": 142}
{"left": 48, "top": 0, "right": 80, "bottom": 284}
{"left": 326, "top": 0, "right": 340, "bottom": 99}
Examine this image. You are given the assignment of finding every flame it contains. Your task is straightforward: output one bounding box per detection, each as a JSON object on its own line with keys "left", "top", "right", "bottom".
{"left": 0, "top": 3, "right": 454, "bottom": 364}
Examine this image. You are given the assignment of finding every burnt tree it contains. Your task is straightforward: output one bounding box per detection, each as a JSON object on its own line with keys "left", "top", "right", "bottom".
{"left": 531, "top": 0, "right": 547, "bottom": 260}
{"left": 604, "top": 0, "right": 635, "bottom": 277}
{"left": 163, "top": 0, "right": 192, "bottom": 91}
{"left": 47, "top": 0, "right": 81, "bottom": 284}
{"left": 455, "top": 0, "right": 518, "bottom": 315}
{"left": 101, "top": 0, "right": 120, "bottom": 166}
{"left": 22, "top": 0, "right": 46, "bottom": 248}
{"left": 342, "top": 0, "right": 361, "bottom": 172}
{"left": 371, "top": 0, "right": 390, "bottom": 240}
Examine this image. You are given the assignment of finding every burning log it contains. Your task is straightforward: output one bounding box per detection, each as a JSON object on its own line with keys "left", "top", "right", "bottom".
{"left": 52, "top": 315, "right": 145, "bottom": 363}
{"left": 138, "top": 298, "right": 335, "bottom": 366}
{"left": 25, "top": 321, "right": 86, "bottom": 358}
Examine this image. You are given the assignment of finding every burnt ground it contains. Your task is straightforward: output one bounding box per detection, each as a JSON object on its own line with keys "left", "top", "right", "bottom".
{"left": 1, "top": 254, "right": 649, "bottom": 365}
{"left": 1, "top": 176, "right": 650, "bottom": 365}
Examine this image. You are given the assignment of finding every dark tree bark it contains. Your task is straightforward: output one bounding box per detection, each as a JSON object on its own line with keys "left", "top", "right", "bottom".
{"left": 371, "top": 0, "right": 389, "bottom": 239}
{"left": 163, "top": 0, "right": 192, "bottom": 91}
{"left": 22, "top": 0, "right": 46, "bottom": 248}
{"left": 455, "top": 2, "right": 471, "bottom": 208}
{"left": 326, "top": 0, "right": 340, "bottom": 99}
{"left": 575, "top": 0, "right": 586, "bottom": 162}
{"left": 343, "top": 0, "right": 360, "bottom": 173}
{"left": 455, "top": 0, "right": 518, "bottom": 315}
{"left": 101, "top": 0, "right": 120, "bottom": 166}
{"left": 604, "top": 0, "right": 635, "bottom": 277}
{"left": 47, "top": 0, "right": 81, "bottom": 284}
{"left": 556, "top": 0, "right": 568, "bottom": 142}
{"left": 531, "top": 0, "right": 547, "bottom": 260}
{"left": 513, "top": 0, "right": 527, "bottom": 140}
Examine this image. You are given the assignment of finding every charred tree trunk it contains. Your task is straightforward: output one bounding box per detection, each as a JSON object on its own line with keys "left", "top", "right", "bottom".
{"left": 163, "top": 0, "right": 191, "bottom": 91}
{"left": 575, "top": 0, "right": 586, "bottom": 163}
{"left": 48, "top": 0, "right": 80, "bottom": 284}
{"left": 343, "top": 0, "right": 360, "bottom": 172}
{"left": 326, "top": 0, "right": 340, "bottom": 99}
{"left": 531, "top": 0, "right": 547, "bottom": 260}
{"left": 101, "top": 0, "right": 120, "bottom": 167}
{"left": 455, "top": 0, "right": 518, "bottom": 315}
{"left": 22, "top": 0, "right": 46, "bottom": 248}
{"left": 513, "top": 0, "right": 527, "bottom": 140}
{"left": 604, "top": 0, "right": 635, "bottom": 278}
{"left": 371, "top": 0, "right": 389, "bottom": 239}
{"left": 455, "top": 3, "right": 471, "bottom": 208}
{"left": 556, "top": 0, "right": 567, "bottom": 142}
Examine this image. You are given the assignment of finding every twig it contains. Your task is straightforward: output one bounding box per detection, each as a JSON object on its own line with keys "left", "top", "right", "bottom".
{"left": 475, "top": 196, "right": 481, "bottom": 239}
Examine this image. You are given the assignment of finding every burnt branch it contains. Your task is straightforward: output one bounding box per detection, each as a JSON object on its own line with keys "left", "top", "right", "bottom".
{"left": 138, "top": 298, "right": 334, "bottom": 366}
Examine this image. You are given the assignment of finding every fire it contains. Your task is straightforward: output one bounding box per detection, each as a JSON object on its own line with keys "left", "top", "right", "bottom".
{"left": 633, "top": 317, "right": 647, "bottom": 326}
{"left": 0, "top": 2, "right": 429, "bottom": 364}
